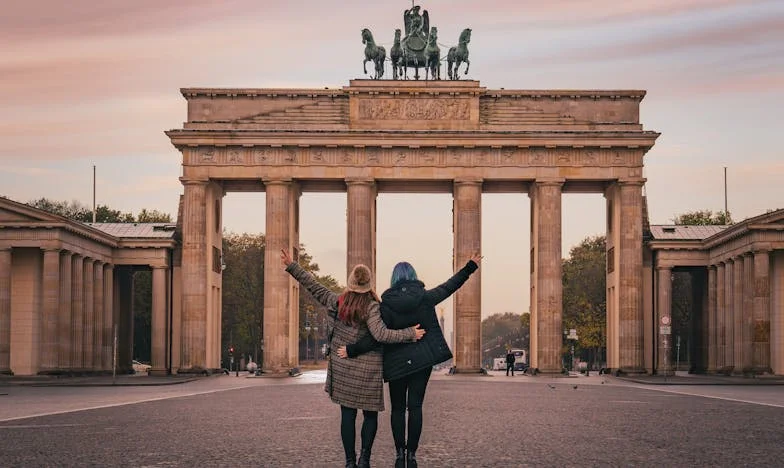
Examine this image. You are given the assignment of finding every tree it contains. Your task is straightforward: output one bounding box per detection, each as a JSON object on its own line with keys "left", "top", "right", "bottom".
{"left": 672, "top": 209, "right": 732, "bottom": 225}
{"left": 481, "top": 312, "right": 528, "bottom": 366}
{"left": 25, "top": 197, "right": 167, "bottom": 223}
{"left": 562, "top": 235, "right": 606, "bottom": 370}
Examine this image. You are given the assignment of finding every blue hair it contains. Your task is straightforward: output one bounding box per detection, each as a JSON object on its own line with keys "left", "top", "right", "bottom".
{"left": 390, "top": 262, "right": 418, "bottom": 288}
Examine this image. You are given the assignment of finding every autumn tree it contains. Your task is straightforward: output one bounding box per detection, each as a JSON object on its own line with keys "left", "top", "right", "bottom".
{"left": 672, "top": 209, "right": 732, "bottom": 225}
{"left": 562, "top": 235, "right": 607, "bottom": 370}
{"left": 481, "top": 312, "right": 529, "bottom": 365}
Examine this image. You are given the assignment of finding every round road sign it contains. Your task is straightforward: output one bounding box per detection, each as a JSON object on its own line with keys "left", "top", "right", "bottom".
{"left": 661, "top": 316, "right": 671, "bottom": 325}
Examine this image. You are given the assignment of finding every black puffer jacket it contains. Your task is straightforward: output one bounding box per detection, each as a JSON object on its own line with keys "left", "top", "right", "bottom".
{"left": 379, "top": 260, "right": 478, "bottom": 382}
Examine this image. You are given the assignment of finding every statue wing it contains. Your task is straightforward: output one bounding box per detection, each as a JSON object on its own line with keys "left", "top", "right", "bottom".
{"left": 423, "top": 10, "right": 430, "bottom": 35}
{"left": 403, "top": 9, "right": 411, "bottom": 36}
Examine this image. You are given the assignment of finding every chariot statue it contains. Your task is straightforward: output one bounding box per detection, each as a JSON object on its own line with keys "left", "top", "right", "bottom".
{"left": 360, "top": 3, "right": 471, "bottom": 81}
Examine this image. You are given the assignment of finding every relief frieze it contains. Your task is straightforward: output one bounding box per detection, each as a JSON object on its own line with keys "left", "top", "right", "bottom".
{"left": 358, "top": 98, "right": 470, "bottom": 120}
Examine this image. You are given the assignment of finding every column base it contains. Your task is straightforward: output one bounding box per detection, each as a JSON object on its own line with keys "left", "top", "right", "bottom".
{"left": 176, "top": 366, "right": 211, "bottom": 375}
{"left": 149, "top": 369, "right": 169, "bottom": 377}
{"left": 450, "top": 366, "right": 488, "bottom": 375}
{"left": 0, "top": 369, "right": 13, "bottom": 376}
{"left": 617, "top": 367, "right": 648, "bottom": 376}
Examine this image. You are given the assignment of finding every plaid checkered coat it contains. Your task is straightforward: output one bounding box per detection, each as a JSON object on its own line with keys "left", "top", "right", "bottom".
{"left": 286, "top": 263, "right": 415, "bottom": 411}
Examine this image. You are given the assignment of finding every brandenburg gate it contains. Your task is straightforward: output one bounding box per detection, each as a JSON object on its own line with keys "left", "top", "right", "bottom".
{"left": 166, "top": 79, "right": 659, "bottom": 375}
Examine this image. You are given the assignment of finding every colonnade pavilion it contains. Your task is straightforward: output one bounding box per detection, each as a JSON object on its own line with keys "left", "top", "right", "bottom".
{"left": 1, "top": 79, "right": 782, "bottom": 377}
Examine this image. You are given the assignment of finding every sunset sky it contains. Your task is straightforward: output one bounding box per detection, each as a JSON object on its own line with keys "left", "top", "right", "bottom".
{"left": 2, "top": 0, "right": 782, "bottom": 339}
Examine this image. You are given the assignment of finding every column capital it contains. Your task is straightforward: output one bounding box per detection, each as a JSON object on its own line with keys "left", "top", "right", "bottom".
{"left": 534, "top": 178, "right": 565, "bottom": 187}
{"left": 262, "top": 178, "right": 293, "bottom": 186}
{"left": 454, "top": 178, "right": 483, "bottom": 186}
{"left": 617, "top": 178, "right": 646, "bottom": 186}
{"left": 751, "top": 243, "right": 772, "bottom": 254}
{"left": 345, "top": 178, "right": 376, "bottom": 186}
{"left": 656, "top": 265, "right": 673, "bottom": 271}
{"left": 180, "top": 177, "right": 209, "bottom": 186}
{"left": 150, "top": 264, "right": 168, "bottom": 270}
{"left": 708, "top": 264, "right": 718, "bottom": 271}
{"left": 41, "top": 247, "right": 61, "bottom": 253}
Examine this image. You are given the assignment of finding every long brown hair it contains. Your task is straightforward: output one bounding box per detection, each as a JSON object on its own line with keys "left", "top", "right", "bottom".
{"left": 338, "top": 290, "right": 380, "bottom": 327}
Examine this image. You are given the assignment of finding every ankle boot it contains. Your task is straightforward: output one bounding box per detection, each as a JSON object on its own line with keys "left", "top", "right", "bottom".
{"left": 394, "top": 447, "right": 406, "bottom": 468}
{"left": 345, "top": 451, "right": 357, "bottom": 468}
{"left": 406, "top": 449, "right": 418, "bottom": 468}
{"left": 357, "top": 448, "right": 371, "bottom": 468}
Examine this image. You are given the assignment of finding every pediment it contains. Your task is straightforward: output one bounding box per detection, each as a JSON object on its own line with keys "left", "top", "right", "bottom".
{"left": 0, "top": 197, "right": 64, "bottom": 223}
{"left": 744, "top": 208, "right": 784, "bottom": 226}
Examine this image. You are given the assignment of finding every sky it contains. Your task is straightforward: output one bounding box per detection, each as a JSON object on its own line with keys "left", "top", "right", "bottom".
{"left": 2, "top": 0, "right": 783, "bottom": 342}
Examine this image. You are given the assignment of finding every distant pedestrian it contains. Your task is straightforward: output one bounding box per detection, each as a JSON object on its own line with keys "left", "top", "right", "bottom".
{"left": 505, "top": 349, "right": 515, "bottom": 376}
{"left": 281, "top": 249, "right": 425, "bottom": 468}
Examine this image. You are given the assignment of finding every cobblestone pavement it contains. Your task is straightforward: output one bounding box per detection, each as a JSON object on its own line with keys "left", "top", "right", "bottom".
{"left": 1, "top": 371, "right": 783, "bottom": 467}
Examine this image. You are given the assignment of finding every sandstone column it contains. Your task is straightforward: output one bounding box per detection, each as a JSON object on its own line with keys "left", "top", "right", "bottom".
{"left": 742, "top": 253, "right": 754, "bottom": 372}
{"left": 93, "top": 261, "right": 104, "bottom": 370}
{"left": 346, "top": 179, "right": 376, "bottom": 283}
{"left": 724, "top": 258, "right": 734, "bottom": 370}
{"left": 772, "top": 253, "right": 784, "bottom": 375}
{"left": 263, "top": 179, "right": 293, "bottom": 373}
{"left": 531, "top": 179, "right": 563, "bottom": 374}
{"left": 716, "top": 261, "right": 725, "bottom": 370}
{"left": 102, "top": 265, "right": 114, "bottom": 371}
{"left": 753, "top": 248, "right": 771, "bottom": 371}
{"left": 707, "top": 266, "right": 717, "bottom": 372}
{"left": 453, "top": 179, "right": 482, "bottom": 373}
{"left": 71, "top": 255, "right": 84, "bottom": 370}
{"left": 83, "top": 259, "right": 95, "bottom": 371}
{"left": 181, "top": 179, "right": 208, "bottom": 371}
{"left": 656, "top": 266, "right": 672, "bottom": 374}
{"left": 0, "top": 248, "right": 12, "bottom": 374}
{"left": 58, "top": 251, "right": 72, "bottom": 371}
{"left": 733, "top": 256, "right": 744, "bottom": 372}
{"left": 617, "top": 180, "right": 645, "bottom": 373}
{"left": 151, "top": 266, "right": 168, "bottom": 375}
{"left": 40, "top": 248, "right": 61, "bottom": 373}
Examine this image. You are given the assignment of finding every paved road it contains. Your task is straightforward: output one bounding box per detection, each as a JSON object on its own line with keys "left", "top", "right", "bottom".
{"left": 1, "top": 371, "right": 783, "bottom": 467}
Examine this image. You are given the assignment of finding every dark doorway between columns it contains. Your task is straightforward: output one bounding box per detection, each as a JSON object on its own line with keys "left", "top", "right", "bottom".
{"left": 668, "top": 267, "right": 707, "bottom": 373}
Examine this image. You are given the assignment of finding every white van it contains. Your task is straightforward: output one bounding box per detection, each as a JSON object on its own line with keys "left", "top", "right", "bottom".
{"left": 493, "top": 357, "right": 507, "bottom": 371}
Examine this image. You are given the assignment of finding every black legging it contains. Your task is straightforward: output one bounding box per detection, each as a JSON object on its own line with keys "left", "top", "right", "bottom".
{"left": 340, "top": 406, "right": 378, "bottom": 459}
{"left": 388, "top": 367, "right": 432, "bottom": 452}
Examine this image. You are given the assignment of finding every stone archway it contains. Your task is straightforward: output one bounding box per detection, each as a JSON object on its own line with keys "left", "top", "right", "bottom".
{"left": 167, "top": 79, "right": 659, "bottom": 375}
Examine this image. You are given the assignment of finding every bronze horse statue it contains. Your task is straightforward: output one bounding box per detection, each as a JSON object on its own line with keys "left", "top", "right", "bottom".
{"left": 390, "top": 29, "right": 404, "bottom": 80}
{"left": 361, "top": 28, "right": 386, "bottom": 79}
{"left": 447, "top": 28, "right": 471, "bottom": 80}
{"left": 424, "top": 27, "right": 441, "bottom": 80}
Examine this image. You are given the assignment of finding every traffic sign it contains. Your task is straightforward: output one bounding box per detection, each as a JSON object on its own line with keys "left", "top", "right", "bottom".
{"left": 661, "top": 316, "right": 671, "bottom": 325}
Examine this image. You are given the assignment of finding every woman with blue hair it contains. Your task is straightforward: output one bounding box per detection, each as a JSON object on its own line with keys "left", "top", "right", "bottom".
{"left": 340, "top": 253, "right": 481, "bottom": 468}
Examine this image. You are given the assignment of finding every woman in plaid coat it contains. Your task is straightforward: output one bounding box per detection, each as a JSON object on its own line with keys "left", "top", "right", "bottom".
{"left": 281, "top": 250, "right": 425, "bottom": 468}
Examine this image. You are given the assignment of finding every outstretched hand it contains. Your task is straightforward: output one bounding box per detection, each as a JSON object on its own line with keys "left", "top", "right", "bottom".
{"left": 280, "top": 249, "right": 293, "bottom": 268}
{"left": 413, "top": 324, "right": 426, "bottom": 341}
{"left": 469, "top": 252, "right": 483, "bottom": 267}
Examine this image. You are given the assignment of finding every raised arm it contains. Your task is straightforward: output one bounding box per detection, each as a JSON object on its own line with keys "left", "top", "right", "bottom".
{"left": 282, "top": 250, "right": 339, "bottom": 311}
{"left": 424, "top": 254, "right": 482, "bottom": 305}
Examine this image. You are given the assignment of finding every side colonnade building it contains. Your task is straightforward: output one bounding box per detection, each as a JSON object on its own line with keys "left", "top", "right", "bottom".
{"left": 0, "top": 197, "right": 178, "bottom": 376}
{"left": 647, "top": 211, "right": 784, "bottom": 375}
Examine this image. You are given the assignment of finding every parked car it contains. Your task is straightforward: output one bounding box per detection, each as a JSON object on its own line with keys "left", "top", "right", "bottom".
{"left": 132, "top": 360, "right": 151, "bottom": 374}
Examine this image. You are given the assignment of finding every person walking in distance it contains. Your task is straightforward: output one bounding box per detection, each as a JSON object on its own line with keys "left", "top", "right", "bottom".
{"left": 281, "top": 249, "right": 426, "bottom": 468}
{"left": 345, "top": 253, "right": 482, "bottom": 468}
{"left": 505, "top": 348, "right": 515, "bottom": 376}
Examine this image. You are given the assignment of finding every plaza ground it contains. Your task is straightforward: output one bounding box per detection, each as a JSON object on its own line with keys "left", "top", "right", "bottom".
{"left": 1, "top": 371, "right": 783, "bottom": 467}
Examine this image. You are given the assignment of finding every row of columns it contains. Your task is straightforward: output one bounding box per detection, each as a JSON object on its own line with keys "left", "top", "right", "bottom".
{"left": 178, "top": 175, "right": 643, "bottom": 374}
{"left": 704, "top": 249, "right": 772, "bottom": 373}
{"left": 0, "top": 248, "right": 114, "bottom": 374}
{"left": 0, "top": 247, "right": 171, "bottom": 375}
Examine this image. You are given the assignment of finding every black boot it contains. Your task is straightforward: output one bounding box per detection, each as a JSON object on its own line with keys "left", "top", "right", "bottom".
{"left": 345, "top": 451, "right": 357, "bottom": 468}
{"left": 406, "top": 449, "right": 418, "bottom": 468}
{"left": 357, "top": 448, "right": 371, "bottom": 468}
{"left": 394, "top": 447, "right": 406, "bottom": 468}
